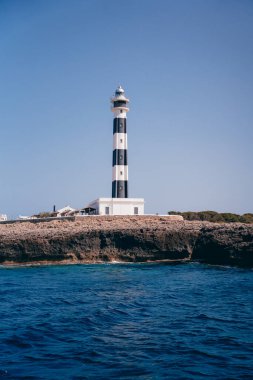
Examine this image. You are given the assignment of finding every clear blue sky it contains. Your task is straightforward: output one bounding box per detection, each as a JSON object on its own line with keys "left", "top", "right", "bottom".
{"left": 0, "top": 0, "right": 252, "bottom": 218}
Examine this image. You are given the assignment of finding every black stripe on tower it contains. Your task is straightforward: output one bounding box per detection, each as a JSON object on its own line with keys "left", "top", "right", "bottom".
{"left": 113, "top": 118, "right": 126, "bottom": 134}
{"left": 112, "top": 149, "right": 128, "bottom": 166}
{"left": 112, "top": 180, "right": 128, "bottom": 198}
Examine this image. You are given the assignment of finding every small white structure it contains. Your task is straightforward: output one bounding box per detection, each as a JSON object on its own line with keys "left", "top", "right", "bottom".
{"left": 57, "top": 206, "right": 76, "bottom": 217}
{"left": 0, "top": 214, "right": 7, "bottom": 221}
{"left": 87, "top": 198, "right": 144, "bottom": 216}
{"left": 18, "top": 215, "right": 32, "bottom": 220}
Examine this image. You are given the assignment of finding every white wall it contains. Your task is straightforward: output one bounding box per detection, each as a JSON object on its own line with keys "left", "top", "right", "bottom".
{"left": 88, "top": 198, "right": 144, "bottom": 216}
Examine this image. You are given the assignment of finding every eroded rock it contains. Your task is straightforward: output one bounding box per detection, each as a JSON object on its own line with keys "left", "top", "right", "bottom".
{"left": 0, "top": 216, "right": 252, "bottom": 267}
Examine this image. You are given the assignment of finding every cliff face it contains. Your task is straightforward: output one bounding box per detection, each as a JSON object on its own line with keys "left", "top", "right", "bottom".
{"left": 0, "top": 216, "right": 252, "bottom": 267}
{"left": 192, "top": 223, "right": 253, "bottom": 267}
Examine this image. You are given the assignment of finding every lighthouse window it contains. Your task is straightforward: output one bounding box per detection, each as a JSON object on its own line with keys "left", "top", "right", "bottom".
{"left": 120, "top": 171, "right": 123, "bottom": 175}
{"left": 120, "top": 110, "right": 123, "bottom": 113}
{"left": 120, "top": 139, "right": 123, "bottom": 143}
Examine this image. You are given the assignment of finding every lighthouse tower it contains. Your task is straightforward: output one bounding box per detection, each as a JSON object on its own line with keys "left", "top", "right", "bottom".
{"left": 111, "top": 86, "right": 129, "bottom": 198}
{"left": 86, "top": 86, "right": 144, "bottom": 215}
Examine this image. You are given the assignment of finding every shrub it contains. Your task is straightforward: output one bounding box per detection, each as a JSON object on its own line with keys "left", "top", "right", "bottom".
{"left": 167, "top": 211, "right": 252, "bottom": 223}
{"left": 33, "top": 212, "right": 55, "bottom": 218}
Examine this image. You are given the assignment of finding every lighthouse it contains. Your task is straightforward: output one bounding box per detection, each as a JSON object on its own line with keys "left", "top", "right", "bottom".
{"left": 86, "top": 86, "right": 144, "bottom": 215}
{"left": 111, "top": 85, "right": 129, "bottom": 198}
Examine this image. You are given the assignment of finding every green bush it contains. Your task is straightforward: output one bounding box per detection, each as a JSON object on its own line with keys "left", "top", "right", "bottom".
{"left": 240, "top": 213, "right": 253, "bottom": 223}
{"left": 167, "top": 211, "right": 253, "bottom": 223}
{"left": 33, "top": 212, "right": 55, "bottom": 218}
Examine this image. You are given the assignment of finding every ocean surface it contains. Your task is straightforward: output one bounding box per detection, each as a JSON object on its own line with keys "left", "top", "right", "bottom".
{"left": 0, "top": 263, "right": 252, "bottom": 380}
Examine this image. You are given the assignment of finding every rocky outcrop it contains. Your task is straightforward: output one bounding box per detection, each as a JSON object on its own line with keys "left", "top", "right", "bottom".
{"left": 0, "top": 216, "right": 252, "bottom": 267}
{"left": 192, "top": 223, "right": 253, "bottom": 267}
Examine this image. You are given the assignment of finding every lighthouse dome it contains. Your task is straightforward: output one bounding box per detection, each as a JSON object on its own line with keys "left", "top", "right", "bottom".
{"left": 111, "top": 85, "right": 129, "bottom": 108}
{"left": 115, "top": 86, "right": 124, "bottom": 95}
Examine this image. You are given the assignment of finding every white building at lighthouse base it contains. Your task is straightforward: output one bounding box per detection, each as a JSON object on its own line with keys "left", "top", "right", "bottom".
{"left": 87, "top": 198, "right": 144, "bottom": 216}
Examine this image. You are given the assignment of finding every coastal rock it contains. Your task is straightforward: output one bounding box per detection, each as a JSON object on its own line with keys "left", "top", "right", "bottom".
{"left": 192, "top": 223, "right": 253, "bottom": 267}
{"left": 0, "top": 216, "right": 252, "bottom": 267}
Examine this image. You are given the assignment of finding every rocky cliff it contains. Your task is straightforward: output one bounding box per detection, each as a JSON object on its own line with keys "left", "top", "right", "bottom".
{"left": 0, "top": 216, "right": 252, "bottom": 267}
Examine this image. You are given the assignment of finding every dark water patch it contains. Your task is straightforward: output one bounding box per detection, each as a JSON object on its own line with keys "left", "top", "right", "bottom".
{"left": 0, "top": 263, "right": 252, "bottom": 379}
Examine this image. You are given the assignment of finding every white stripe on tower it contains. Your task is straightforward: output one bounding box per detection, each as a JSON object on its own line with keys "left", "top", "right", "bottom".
{"left": 113, "top": 133, "right": 128, "bottom": 150}
{"left": 111, "top": 86, "right": 129, "bottom": 198}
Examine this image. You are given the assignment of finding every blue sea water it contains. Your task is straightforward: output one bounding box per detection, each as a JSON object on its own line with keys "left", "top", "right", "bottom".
{"left": 0, "top": 263, "right": 252, "bottom": 380}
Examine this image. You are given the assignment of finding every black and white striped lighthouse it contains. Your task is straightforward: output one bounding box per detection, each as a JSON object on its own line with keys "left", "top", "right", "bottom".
{"left": 111, "top": 86, "right": 129, "bottom": 198}
{"left": 86, "top": 86, "right": 144, "bottom": 215}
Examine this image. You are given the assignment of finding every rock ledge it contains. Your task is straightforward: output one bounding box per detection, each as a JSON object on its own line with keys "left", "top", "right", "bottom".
{"left": 0, "top": 216, "right": 252, "bottom": 267}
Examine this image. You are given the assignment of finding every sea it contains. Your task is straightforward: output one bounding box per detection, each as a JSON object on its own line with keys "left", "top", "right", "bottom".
{"left": 0, "top": 263, "right": 252, "bottom": 379}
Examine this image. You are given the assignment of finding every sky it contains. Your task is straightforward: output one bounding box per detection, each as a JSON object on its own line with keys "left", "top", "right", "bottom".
{"left": 0, "top": 0, "right": 252, "bottom": 218}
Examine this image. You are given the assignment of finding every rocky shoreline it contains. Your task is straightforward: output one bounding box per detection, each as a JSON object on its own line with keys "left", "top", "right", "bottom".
{"left": 0, "top": 216, "right": 252, "bottom": 267}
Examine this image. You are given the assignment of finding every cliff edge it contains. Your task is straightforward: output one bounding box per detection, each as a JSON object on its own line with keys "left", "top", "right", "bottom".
{"left": 0, "top": 216, "right": 252, "bottom": 267}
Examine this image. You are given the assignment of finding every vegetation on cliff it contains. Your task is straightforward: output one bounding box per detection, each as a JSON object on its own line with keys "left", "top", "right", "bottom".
{"left": 33, "top": 212, "right": 56, "bottom": 218}
{"left": 168, "top": 211, "right": 253, "bottom": 223}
